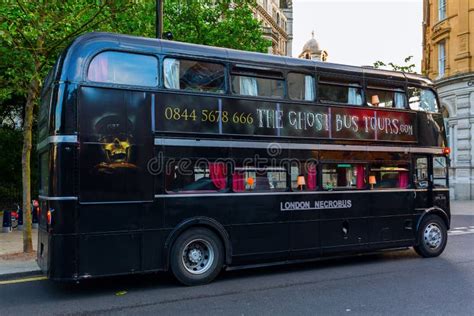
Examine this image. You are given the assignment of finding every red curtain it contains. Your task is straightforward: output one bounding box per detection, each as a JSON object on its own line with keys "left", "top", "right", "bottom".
{"left": 356, "top": 165, "right": 365, "bottom": 189}
{"left": 307, "top": 164, "right": 317, "bottom": 190}
{"left": 232, "top": 172, "right": 245, "bottom": 192}
{"left": 398, "top": 171, "right": 409, "bottom": 188}
{"left": 209, "top": 163, "right": 227, "bottom": 190}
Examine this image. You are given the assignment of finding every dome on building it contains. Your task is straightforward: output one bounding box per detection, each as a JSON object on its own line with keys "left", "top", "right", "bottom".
{"left": 302, "top": 36, "right": 320, "bottom": 54}
{"left": 298, "top": 31, "right": 328, "bottom": 62}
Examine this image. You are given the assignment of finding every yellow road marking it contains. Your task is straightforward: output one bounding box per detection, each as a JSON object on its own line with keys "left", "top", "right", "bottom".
{"left": 0, "top": 275, "right": 47, "bottom": 285}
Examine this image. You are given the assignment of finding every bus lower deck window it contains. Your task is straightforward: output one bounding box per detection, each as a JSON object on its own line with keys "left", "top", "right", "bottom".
{"left": 369, "top": 165, "right": 410, "bottom": 189}
{"left": 322, "top": 164, "right": 367, "bottom": 190}
{"left": 166, "top": 161, "right": 228, "bottom": 193}
{"left": 233, "top": 167, "right": 286, "bottom": 192}
{"left": 290, "top": 162, "right": 318, "bottom": 191}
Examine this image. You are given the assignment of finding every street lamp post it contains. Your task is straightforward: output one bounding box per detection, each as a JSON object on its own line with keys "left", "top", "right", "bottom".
{"left": 156, "top": 0, "right": 163, "bottom": 39}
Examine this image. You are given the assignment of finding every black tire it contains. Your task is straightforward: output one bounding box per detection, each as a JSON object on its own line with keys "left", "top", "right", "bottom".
{"left": 414, "top": 214, "right": 448, "bottom": 258}
{"left": 170, "top": 227, "right": 224, "bottom": 286}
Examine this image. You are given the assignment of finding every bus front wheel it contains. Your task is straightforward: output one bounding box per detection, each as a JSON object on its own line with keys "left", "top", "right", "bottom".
{"left": 170, "top": 227, "right": 224, "bottom": 286}
{"left": 414, "top": 214, "right": 448, "bottom": 258}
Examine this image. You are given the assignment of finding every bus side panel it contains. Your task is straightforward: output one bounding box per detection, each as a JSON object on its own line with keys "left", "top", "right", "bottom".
{"left": 229, "top": 195, "right": 290, "bottom": 264}
{"left": 142, "top": 200, "right": 166, "bottom": 271}
{"left": 368, "top": 191, "right": 416, "bottom": 248}
{"left": 78, "top": 203, "right": 141, "bottom": 233}
{"left": 320, "top": 192, "right": 370, "bottom": 254}
{"left": 78, "top": 233, "right": 140, "bottom": 277}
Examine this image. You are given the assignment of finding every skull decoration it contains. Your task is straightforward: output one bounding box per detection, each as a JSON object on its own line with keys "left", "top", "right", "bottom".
{"left": 93, "top": 115, "right": 138, "bottom": 173}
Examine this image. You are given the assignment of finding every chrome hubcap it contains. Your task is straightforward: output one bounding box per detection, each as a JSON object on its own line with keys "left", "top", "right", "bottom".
{"left": 182, "top": 239, "right": 214, "bottom": 275}
{"left": 424, "top": 223, "right": 442, "bottom": 249}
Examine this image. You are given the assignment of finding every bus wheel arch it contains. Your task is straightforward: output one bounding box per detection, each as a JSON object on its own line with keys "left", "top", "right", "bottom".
{"left": 416, "top": 207, "right": 450, "bottom": 231}
{"left": 164, "top": 217, "right": 232, "bottom": 271}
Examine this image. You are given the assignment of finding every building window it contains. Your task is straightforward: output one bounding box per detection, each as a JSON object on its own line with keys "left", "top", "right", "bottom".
{"left": 438, "top": 0, "right": 447, "bottom": 21}
{"left": 438, "top": 41, "right": 446, "bottom": 77}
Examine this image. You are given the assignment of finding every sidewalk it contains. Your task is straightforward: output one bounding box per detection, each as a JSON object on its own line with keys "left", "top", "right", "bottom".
{"left": 0, "top": 228, "right": 41, "bottom": 279}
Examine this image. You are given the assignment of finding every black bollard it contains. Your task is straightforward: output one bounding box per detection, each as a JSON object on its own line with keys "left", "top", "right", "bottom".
{"left": 2, "top": 210, "right": 12, "bottom": 233}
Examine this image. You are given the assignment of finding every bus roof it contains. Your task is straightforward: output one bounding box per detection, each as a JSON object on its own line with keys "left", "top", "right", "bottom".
{"left": 59, "top": 32, "right": 433, "bottom": 87}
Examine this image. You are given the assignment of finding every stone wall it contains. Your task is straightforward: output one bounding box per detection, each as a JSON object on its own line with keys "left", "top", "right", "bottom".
{"left": 437, "top": 74, "right": 474, "bottom": 200}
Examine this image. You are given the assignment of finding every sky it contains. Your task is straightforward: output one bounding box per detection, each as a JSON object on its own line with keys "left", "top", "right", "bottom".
{"left": 292, "top": 0, "right": 423, "bottom": 72}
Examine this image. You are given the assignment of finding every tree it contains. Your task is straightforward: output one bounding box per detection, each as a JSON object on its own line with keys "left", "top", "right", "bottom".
{"left": 0, "top": 0, "right": 269, "bottom": 253}
{"left": 373, "top": 56, "right": 417, "bottom": 73}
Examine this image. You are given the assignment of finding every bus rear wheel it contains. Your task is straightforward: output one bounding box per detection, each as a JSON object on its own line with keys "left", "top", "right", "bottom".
{"left": 170, "top": 227, "right": 224, "bottom": 286}
{"left": 414, "top": 214, "right": 447, "bottom": 258}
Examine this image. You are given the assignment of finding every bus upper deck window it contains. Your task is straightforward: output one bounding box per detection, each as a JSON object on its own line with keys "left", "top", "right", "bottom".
{"left": 288, "top": 73, "right": 315, "bottom": 101}
{"left": 408, "top": 87, "right": 439, "bottom": 112}
{"left": 88, "top": 51, "right": 158, "bottom": 87}
{"left": 231, "top": 75, "right": 284, "bottom": 98}
{"left": 366, "top": 88, "right": 406, "bottom": 109}
{"left": 318, "top": 83, "right": 363, "bottom": 105}
{"left": 163, "top": 58, "right": 225, "bottom": 93}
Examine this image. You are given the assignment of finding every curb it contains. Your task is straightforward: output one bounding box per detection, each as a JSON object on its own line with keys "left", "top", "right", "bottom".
{"left": 0, "top": 270, "right": 44, "bottom": 282}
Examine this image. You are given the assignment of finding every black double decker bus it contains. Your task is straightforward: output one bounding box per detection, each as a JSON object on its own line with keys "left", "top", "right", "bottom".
{"left": 37, "top": 33, "right": 450, "bottom": 285}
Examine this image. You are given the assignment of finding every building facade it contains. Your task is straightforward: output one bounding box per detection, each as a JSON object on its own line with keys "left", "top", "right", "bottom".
{"left": 422, "top": 0, "right": 474, "bottom": 200}
{"left": 254, "top": 0, "right": 293, "bottom": 56}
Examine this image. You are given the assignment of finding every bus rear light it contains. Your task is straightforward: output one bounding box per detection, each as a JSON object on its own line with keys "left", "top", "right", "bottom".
{"left": 47, "top": 209, "right": 53, "bottom": 226}
{"left": 443, "top": 147, "right": 451, "bottom": 155}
